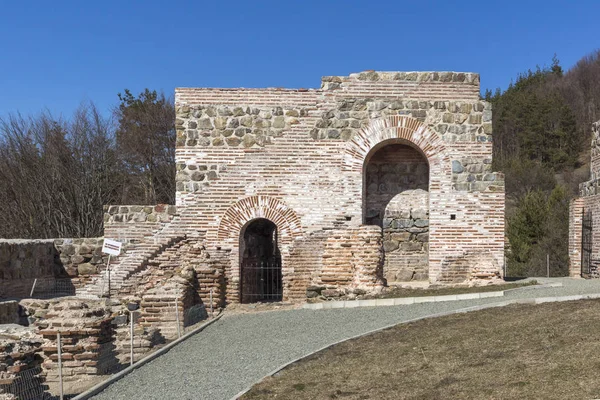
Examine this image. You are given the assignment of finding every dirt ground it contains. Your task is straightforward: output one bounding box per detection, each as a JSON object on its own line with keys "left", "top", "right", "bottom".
{"left": 242, "top": 299, "right": 600, "bottom": 400}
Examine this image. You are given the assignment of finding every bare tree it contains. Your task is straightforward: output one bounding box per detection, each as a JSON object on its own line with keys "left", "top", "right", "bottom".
{"left": 0, "top": 102, "right": 120, "bottom": 238}
{"left": 114, "top": 89, "right": 175, "bottom": 205}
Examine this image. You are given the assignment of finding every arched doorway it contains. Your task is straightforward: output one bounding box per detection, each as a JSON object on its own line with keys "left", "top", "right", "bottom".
{"left": 240, "top": 218, "right": 282, "bottom": 303}
{"left": 364, "top": 142, "right": 430, "bottom": 282}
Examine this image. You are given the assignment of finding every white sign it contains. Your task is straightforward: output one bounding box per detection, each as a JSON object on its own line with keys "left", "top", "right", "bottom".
{"left": 102, "top": 239, "right": 122, "bottom": 256}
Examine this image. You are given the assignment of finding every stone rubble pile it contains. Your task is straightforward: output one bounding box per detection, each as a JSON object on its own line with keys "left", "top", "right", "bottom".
{"left": 0, "top": 325, "right": 44, "bottom": 400}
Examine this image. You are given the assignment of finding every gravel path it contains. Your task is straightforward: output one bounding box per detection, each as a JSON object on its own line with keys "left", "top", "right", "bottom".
{"left": 90, "top": 278, "right": 600, "bottom": 400}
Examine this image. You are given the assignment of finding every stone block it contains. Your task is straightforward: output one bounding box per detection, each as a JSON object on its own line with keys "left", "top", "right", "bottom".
{"left": 78, "top": 263, "right": 97, "bottom": 275}
{"left": 393, "top": 297, "right": 415, "bottom": 305}
{"left": 383, "top": 240, "right": 399, "bottom": 252}
{"left": 414, "top": 219, "right": 429, "bottom": 228}
{"left": 395, "top": 269, "right": 415, "bottom": 281}
{"left": 413, "top": 296, "right": 435, "bottom": 303}
{"left": 390, "top": 232, "right": 411, "bottom": 242}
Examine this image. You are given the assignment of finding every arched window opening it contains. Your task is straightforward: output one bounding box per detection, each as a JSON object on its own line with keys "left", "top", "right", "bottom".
{"left": 364, "top": 142, "right": 430, "bottom": 282}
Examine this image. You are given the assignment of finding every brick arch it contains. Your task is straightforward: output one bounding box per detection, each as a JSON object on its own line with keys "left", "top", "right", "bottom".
{"left": 217, "top": 195, "right": 302, "bottom": 247}
{"left": 344, "top": 116, "right": 450, "bottom": 173}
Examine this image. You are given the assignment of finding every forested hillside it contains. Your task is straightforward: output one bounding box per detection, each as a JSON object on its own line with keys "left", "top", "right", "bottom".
{"left": 488, "top": 50, "right": 600, "bottom": 276}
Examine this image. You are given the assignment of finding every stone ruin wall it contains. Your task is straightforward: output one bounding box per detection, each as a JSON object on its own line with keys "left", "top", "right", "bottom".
{"left": 1, "top": 72, "right": 506, "bottom": 313}
{"left": 0, "top": 327, "right": 44, "bottom": 400}
{"left": 383, "top": 190, "right": 429, "bottom": 282}
{"left": 569, "top": 120, "right": 600, "bottom": 277}
{"left": 172, "top": 71, "right": 505, "bottom": 302}
{"left": 103, "top": 204, "right": 178, "bottom": 242}
{"left": 0, "top": 239, "right": 108, "bottom": 300}
{"left": 0, "top": 302, "right": 20, "bottom": 325}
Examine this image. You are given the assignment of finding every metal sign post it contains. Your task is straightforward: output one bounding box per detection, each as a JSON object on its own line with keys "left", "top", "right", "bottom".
{"left": 175, "top": 291, "right": 181, "bottom": 339}
{"left": 57, "top": 331, "right": 64, "bottom": 400}
{"left": 106, "top": 254, "right": 111, "bottom": 299}
{"left": 130, "top": 310, "right": 135, "bottom": 366}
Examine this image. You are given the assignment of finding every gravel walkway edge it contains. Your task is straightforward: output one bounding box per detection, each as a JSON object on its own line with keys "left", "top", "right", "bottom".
{"left": 302, "top": 281, "right": 563, "bottom": 310}
{"left": 74, "top": 313, "right": 224, "bottom": 400}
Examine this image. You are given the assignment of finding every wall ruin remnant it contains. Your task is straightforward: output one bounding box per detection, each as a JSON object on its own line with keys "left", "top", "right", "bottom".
{"left": 167, "top": 70, "right": 504, "bottom": 302}
{"left": 0, "top": 239, "right": 107, "bottom": 300}
{"left": 569, "top": 120, "right": 600, "bottom": 277}
{"left": 77, "top": 71, "right": 505, "bottom": 305}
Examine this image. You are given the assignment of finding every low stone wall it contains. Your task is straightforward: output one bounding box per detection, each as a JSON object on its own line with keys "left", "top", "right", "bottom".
{"left": 0, "top": 301, "right": 20, "bottom": 325}
{"left": 139, "top": 276, "right": 206, "bottom": 340}
{"left": 439, "top": 251, "right": 501, "bottom": 283}
{"left": 53, "top": 238, "right": 106, "bottom": 284}
{"left": 0, "top": 238, "right": 105, "bottom": 300}
{"left": 104, "top": 204, "right": 177, "bottom": 241}
{"left": 114, "top": 320, "right": 164, "bottom": 366}
{"left": 0, "top": 240, "right": 62, "bottom": 299}
{"left": 145, "top": 236, "right": 223, "bottom": 310}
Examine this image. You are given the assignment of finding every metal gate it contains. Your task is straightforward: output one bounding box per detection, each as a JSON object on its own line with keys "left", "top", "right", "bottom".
{"left": 582, "top": 210, "right": 593, "bottom": 276}
{"left": 240, "top": 257, "right": 282, "bottom": 303}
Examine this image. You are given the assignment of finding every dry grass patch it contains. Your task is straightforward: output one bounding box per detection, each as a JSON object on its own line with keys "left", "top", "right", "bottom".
{"left": 242, "top": 299, "right": 600, "bottom": 400}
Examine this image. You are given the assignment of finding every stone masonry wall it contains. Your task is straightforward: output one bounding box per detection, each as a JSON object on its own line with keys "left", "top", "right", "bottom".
{"left": 364, "top": 144, "right": 428, "bottom": 226}
{"left": 569, "top": 198, "right": 584, "bottom": 277}
{"left": 37, "top": 300, "right": 119, "bottom": 385}
{"left": 103, "top": 204, "right": 178, "bottom": 242}
{"left": 53, "top": 238, "right": 106, "bottom": 285}
{"left": 0, "top": 240, "right": 62, "bottom": 299}
{"left": 0, "top": 301, "right": 20, "bottom": 325}
{"left": 570, "top": 120, "right": 600, "bottom": 277}
{"left": 171, "top": 71, "right": 505, "bottom": 299}
{"left": 383, "top": 190, "right": 429, "bottom": 282}
{"left": 0, "top": 239, "right": 105, "bottom": 299}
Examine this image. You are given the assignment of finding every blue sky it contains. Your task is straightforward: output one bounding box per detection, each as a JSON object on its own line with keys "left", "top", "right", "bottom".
{"left": 1, "top": 0, "right": 599, "bottom": 119}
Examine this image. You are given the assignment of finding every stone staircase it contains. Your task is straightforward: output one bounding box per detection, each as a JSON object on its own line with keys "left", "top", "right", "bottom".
{"left": 76, "top": 234, "right": 186, "bottom": 299}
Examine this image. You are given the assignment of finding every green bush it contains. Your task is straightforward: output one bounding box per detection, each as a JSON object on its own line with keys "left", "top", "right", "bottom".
{"left": 507, "top": 186, "right": 569, "bottom": 277}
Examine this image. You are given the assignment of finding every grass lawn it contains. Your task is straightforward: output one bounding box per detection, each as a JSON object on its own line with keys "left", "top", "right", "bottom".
{"left": 243, "top": 299, "right": 600, "bottom": 400}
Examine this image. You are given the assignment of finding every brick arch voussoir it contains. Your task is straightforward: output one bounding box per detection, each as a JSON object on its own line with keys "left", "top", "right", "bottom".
{"left": 217, "top": 196, "right": 302, "bottom": 248}
{"left": 345, "top": 116, "right": 449, "bottom": 172}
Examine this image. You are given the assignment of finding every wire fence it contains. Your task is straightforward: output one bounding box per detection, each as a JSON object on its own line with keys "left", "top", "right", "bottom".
{"left": 0, "top": 366, "right": 53, "bottom": 400}
{"left": 28, "top": 278, "right": 77, "bottom": 299}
